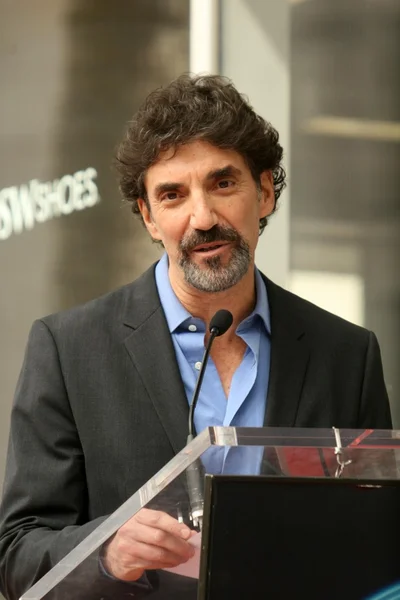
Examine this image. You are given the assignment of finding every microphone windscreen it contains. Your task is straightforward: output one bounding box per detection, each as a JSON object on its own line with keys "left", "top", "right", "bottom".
{"left": 209, "top": 309, "right": 233, "bottom": 337}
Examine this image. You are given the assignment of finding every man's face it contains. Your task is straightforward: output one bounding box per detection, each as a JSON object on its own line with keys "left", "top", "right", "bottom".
{"left": 139, "top": 140, "right": 274, "bottom": 293}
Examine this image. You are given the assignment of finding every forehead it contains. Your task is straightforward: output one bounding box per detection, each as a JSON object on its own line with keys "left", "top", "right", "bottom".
{"left": 145, "top": 140, "right": 249, "bottom": 188}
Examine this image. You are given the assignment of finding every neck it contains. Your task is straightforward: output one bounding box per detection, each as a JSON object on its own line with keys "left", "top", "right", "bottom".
{"left": 169, "top": 265, "right": 257, "bottom": 336}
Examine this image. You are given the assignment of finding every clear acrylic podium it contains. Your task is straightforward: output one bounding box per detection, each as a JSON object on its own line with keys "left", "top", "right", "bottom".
{"left": 21, "top": 427, "right": 400, "bottom": 600}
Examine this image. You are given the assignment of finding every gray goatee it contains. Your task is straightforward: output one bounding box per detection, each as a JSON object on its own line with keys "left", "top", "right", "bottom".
{"left": 178, "top": 225, "right": 251, "bottom": 293}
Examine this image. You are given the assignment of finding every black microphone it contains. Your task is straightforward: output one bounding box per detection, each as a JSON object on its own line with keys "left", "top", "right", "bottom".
{"left": 188, "top": 309, "right": 233, "bottom": 442}
{"left": 186, "top": 309, "right": 233, "bottom": 528}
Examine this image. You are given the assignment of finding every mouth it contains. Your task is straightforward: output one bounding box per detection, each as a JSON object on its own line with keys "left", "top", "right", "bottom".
{"left": 191, "top": 242, "right": 231, "bottom": 258}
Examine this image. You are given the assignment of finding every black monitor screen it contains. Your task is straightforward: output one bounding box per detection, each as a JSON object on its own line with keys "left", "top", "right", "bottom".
{"left": 199, "top": 476, "right": 400, "bottom": 600}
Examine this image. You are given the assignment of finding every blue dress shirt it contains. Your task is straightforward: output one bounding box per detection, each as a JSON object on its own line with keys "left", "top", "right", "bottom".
{"left": 155, "top": 253, "right": 271, "bottom": 473}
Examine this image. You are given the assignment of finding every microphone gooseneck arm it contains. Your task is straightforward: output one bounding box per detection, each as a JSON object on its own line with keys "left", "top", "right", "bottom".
{"left": 187, "top": 327, "right": 218, "bottom": 442}
{"left": 185, "top": 309, "right": 233, "bottom": 529}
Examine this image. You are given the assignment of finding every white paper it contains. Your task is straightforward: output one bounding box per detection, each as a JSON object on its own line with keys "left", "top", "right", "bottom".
{"left": 163, "top": 532, "right": 201, "bottom": 579}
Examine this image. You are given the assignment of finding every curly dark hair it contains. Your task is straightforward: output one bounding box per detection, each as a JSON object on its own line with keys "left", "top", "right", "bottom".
{"left": 115, "top": 74, "right": 286, "bottom": 235}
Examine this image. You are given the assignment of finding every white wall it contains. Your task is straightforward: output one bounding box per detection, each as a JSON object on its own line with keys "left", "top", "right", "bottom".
{"left": 220, "top": 0, "right": 290, "bottom": 287}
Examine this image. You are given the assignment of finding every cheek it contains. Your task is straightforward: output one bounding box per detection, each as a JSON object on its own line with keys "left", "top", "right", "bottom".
{"left": 238, "top": 211, "right": 262, "bottom": 248}
{"left": 155, "top": 212, "right": 187, "bottom": 246}
{"left": 230, "top": 204, "right": 259, "bottom": 236}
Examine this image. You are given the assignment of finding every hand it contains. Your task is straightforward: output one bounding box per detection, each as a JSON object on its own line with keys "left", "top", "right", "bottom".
{"left": 102, "top": 508, "right": 196, "bottom": 582}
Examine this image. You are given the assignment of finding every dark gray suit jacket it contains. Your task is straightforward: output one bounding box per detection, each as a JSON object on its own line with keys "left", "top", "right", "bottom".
{"left": 0, "top": 264, "right": 392, "bottom": 599}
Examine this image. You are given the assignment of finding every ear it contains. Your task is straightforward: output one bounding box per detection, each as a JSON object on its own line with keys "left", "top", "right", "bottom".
{"left": 258, "top": 171, "right": 276, "bottom": 218}
{"left": 137, "top": 198, "right": 162, "bottom": 242}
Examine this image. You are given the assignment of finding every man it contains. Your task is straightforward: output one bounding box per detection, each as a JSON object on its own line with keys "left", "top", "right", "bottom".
{"left": 0, "top": 75, "right": 392, "bottom": 599}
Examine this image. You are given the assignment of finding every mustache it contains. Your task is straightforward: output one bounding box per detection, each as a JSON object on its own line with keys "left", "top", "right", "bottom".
{"left": 179, "top": 226, "right": 240, "bottom": 253}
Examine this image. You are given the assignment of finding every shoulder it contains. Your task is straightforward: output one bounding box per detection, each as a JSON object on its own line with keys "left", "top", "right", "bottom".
{"left": 263, "top": 275, "right": 371, "bottom": 345}
{"left": 38, "top": 263, "right": 159, "bottom": 339}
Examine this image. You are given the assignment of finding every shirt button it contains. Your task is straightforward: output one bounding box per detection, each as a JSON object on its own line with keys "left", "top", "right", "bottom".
{"left": 188, "top": 324, "right": 197, "bottom": 332}
{"left": 195, "top": 361, "right": 202, "bottom": 370}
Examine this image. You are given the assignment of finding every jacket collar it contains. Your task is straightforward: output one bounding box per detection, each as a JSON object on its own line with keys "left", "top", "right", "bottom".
{"left": 121, "top": 264, "right": 310, "bottom": 454}
{"left": 263, "top": 275, "right": 310, "bottom": 427}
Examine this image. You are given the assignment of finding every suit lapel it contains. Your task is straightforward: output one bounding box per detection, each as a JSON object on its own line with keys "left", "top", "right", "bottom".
{"left": 122, "top": 266, "right": 189, "bottom": 454}
{"left": 263, "top": 277, "right": 310, "bottom": 427}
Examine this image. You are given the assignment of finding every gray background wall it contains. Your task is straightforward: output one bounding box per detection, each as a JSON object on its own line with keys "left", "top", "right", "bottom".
{"left": 0, "top": 0, "right": 189, "bottom": 493}
{"left": 290, "top": 0, "right": 400, "bottom": 425}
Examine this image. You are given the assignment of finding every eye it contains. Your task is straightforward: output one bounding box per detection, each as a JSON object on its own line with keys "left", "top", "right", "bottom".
{"left": 161, "top": 191, "right": 179, "bottom": 201}
{"left": 217, "top": 180, "right": 234, "bottom": 189}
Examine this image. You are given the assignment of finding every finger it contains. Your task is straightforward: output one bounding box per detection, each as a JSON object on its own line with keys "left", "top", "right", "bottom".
{"left": 135, "top": 508, "right": 193, "bottom": 539}
{"left": 127, "top": 522, "right": 196, "bottom": 560}
{"left": 116, "top": 519, "right": 195, "bottom": 561}
{"left": 112, "top": 557, "right": 188, "bottom": 581}
{"left": 111, "top": 539, "right": 192, "bottom": 572}
{"left": 126, "top": 539, "right": 192, "bottom": 568}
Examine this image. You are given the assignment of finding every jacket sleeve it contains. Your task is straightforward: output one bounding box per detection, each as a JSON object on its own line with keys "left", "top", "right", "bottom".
{"left": 0, "top": 320, "right": 158, "bottom": 600}
{"left": 358, "top": 330, "right": 392, "bottom": 429}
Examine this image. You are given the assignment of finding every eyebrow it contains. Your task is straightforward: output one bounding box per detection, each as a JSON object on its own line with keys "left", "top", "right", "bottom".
{"left": 153, "top": 164, "right": 242, "bottom": 198}
{"left": 154, "top": 182, "right": 182, "bottom": 198}
{"left": 205, "top": 165, "right": 242, "bottom": 181}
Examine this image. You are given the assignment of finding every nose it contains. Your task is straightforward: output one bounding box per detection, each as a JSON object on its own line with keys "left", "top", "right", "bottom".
{"left": 189, "top": 192, "right": 218, "bottom": 231}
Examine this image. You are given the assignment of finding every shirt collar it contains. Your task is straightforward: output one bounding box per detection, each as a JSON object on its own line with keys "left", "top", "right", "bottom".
{"left": 155, "top": 252, "right": 271, "bottom": 335}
